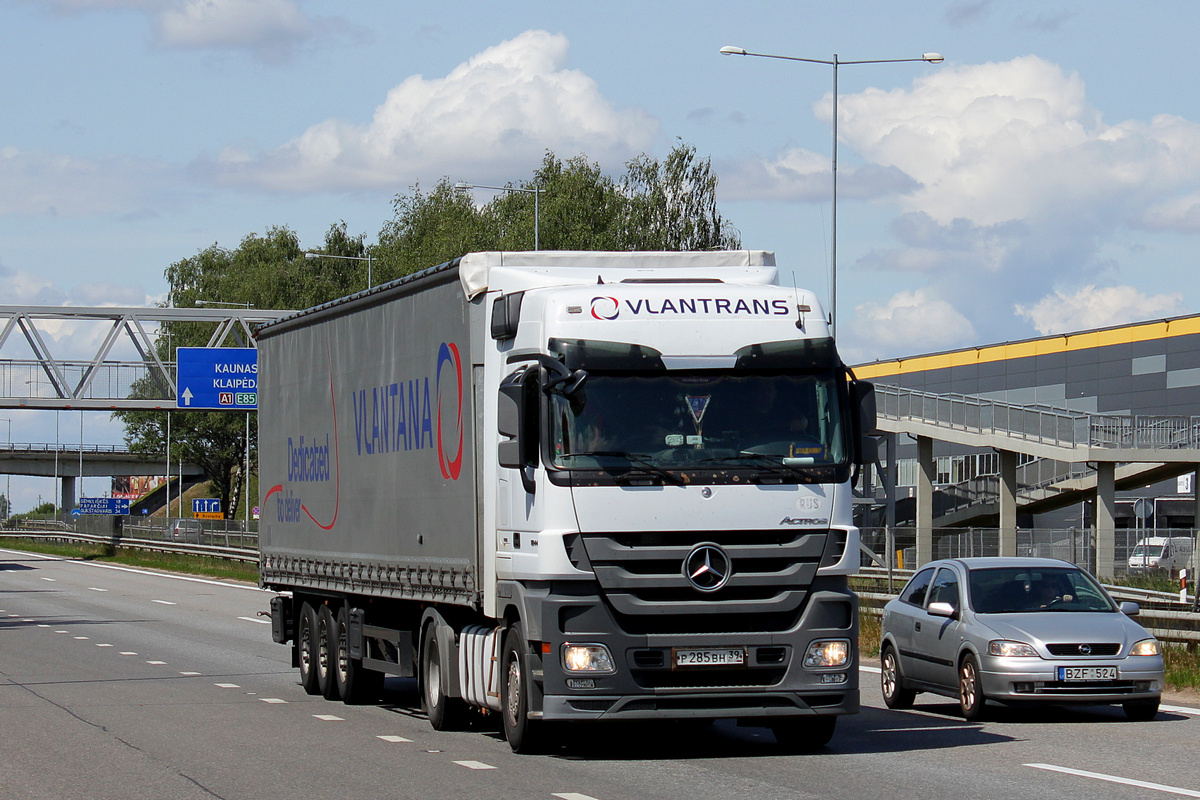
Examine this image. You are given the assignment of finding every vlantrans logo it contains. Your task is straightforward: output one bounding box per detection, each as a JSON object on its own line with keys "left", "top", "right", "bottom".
{"left": 590, "top": 296, "right": 791, "bottom": 320}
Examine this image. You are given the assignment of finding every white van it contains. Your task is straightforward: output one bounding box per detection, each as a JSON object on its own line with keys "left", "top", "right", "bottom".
{"left": 1128, "top": 536, "right": 1194, "bottom": 574}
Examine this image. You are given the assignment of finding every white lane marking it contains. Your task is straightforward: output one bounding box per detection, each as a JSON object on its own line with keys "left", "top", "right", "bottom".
{"left": 1026, "top": 763, "right": 1200, "bottom": 797}
{"left": 260, "top": 698, "right": 287, "bottom": 704}
{"left": 7, "top": 613, "right": 17, "bottom": 617}
{"left": 73, "top": 636, "right": 89, "bottom": 640}
{"left": 313, "top": 714, "right": 344, "bottom": 721}
{"left": 1162, "top": 704, "right": 1200, "bottom": 716}
{"left": 238, "top": 616, "right": 271, "bottom": 625}
{"left": 377, "top": 735, "right": 412, "bottom": 743}
{"left": 54, "top": 630, "right": 69, "bottom": 634}
{"left": 215, "top": 683, "right": 241, "bottom": 689}
{"left": 146, "top": 660, "right": 167, "bottom": 665}
{"left": 874, "top": 725, "right": 983, "bottom": 733}
{"left": 96, "top": 644, "right": 113, "bottom": 648}
{"left": 22, "top": 619, "right": 34, "bottom": 622}
{"left": 554, "top": 795, "right": 602, "bottom": 800}
{"left": 36, "top": 624, "right": 49, "bottom": 628}
{"left": 860, "top": 665, "right": 882, "bottom": 674}
{"left": 88, "top": 587, "right": 108, "bottom": 592}
{"left": 119, "top": 651, "right": 138, "bottom": 656}
{"left": 40, "top": 577, "right": 55, "bottom": 582}
{"left": 180, "top": 671, "right": 201, "bottom": 676}
{"left": 152, "top": 600, "right": 177, "bottom": 605}
{"left": 454, "top": 761, "right": 495, "bottom": 770}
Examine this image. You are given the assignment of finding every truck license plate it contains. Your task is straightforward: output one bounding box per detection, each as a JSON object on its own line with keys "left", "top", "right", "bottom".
{"left": 1057, "top": 666, "right": 1118, "bottom": 682}
{"left": 673, "top": 647, "right": 746, "bottom": 668}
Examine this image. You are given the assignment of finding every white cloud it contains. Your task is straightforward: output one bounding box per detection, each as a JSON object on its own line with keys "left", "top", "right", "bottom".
{"left": 721, "top": 147, "right": 916, "bottom": 202}
{"left": 209, "top": 30, "right": 659, "bottom": 192}
{"left": 853, "top": 288, "right": 978, "bottom": 357}
{"left": 1014, "top": 285, "right": 1184, "bottom": 335}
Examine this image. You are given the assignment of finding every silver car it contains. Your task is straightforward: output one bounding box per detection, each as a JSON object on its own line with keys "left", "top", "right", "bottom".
{"left": 879, "top": 557, "right": 1164, "bottom": 720}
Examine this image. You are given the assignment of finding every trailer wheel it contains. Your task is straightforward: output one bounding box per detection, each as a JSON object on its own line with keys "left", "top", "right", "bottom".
{"left": 334, "top": 606, "right": 382, "bottom": 704}
{"left": 501, "top": 623, "right": 542, "bottom": 753}
{"left": 297, "top": 601, "right": 321, "bottom": 695}
{"left": 421, "top": 622, "right": 467, "bottom": 730}
{"left": 317, "top": 604, "right": 339, "bottom": 700}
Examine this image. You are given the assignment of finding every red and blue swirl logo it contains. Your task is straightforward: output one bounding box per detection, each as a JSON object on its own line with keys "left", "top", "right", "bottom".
{"left": 436, "top": 341, "right": 463, "bottom": 480}
{"left": 591, "top": 296, "right": 619, "bottom": 320}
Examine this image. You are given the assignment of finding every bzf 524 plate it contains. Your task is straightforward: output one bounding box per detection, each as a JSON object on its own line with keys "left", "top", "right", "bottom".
{"left": 672, "top": 647, "right": 747, "bottom": 669}
{"left": 1057, "top": 665, "right": 1118, "bottom": 682}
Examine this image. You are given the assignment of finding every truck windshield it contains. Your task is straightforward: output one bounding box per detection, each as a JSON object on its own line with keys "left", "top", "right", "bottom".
{"left": 549, "top": 372, "right": 847, "bottom": 470}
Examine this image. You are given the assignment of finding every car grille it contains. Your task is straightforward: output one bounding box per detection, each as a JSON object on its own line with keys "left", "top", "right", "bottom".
{"left": 1045, "top": 643, "right": 1121, "bottom": 657}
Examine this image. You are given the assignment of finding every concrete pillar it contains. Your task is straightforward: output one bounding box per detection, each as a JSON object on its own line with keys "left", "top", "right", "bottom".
{"left": 60, "top": 476, "right": 76, "bottom": 518}
{"left": 1095, "top": 462, "right": 1116, "bottom": 579}
{"left": 884, "top": 432, "right": 897, "bottom": 532}
{"left": 917, "top": 436, "right": 934, "bottom": 566}
{"left": 999, "top": 450, "right": 1018, "bottom": 557}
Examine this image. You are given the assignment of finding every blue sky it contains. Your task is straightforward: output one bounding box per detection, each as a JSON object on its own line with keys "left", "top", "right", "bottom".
{"left": 4, "top": 0, "right": 1200, "bottom": 509}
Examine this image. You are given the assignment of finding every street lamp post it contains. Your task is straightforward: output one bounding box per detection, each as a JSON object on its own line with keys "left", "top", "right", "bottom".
{"left": 304, "top": 251, "right": 373, "bottom": 290}
{"left": 455, "top": 182, "right": 541, "bottom": 250}
{"left": 1, "top": 417, "right": 10, "bottom": 522}
{"left": 720, "top": 45, "right": 944, "bottom": 337}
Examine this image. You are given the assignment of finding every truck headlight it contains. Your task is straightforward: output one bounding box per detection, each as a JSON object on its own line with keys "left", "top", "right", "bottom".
{"left": 988, "top": 640, "right": 1038, "bottom": 658}
{"left": 803, "top": 639, "right": 850, "bottom": 668}
{"left": 562, "top": 643, "right": 615, "bottom": 673}
{"left": 1130, "top": 638, "right": 1160, "bottom": 657}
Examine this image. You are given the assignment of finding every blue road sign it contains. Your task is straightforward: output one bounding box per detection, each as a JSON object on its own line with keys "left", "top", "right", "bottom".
{"left": 193, "top": 498, "right": 222, "bottom": 515}
{"left": 78, "top": 497, "right": 131, "bottom": 515}
{"left": 177, "top": 347, "right": 258, "bottom": 410}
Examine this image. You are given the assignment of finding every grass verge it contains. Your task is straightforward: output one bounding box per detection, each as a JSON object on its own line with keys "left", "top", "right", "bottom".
{"left": 0, "top": 536, "right": 259, "bottom": 584}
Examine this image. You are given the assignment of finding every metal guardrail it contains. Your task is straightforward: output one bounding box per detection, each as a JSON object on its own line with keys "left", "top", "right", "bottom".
{"left": 0, "top": 529, "right": 257, "bottom": 564}
{"left": 877, "top": 384, "right": 1200, "bottom": 452}
{"left": 854, "top": 567, "right": 1200, "bottom": 645}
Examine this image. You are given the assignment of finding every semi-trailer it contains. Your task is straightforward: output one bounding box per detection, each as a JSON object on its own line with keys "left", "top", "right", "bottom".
{"left": 258, "top": 250, "right": 876, "bottom": 752}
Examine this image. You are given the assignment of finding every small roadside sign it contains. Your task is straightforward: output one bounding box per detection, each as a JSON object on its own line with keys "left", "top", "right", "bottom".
{"left": 176, "top": 347, "right": 258, "bottom": 410}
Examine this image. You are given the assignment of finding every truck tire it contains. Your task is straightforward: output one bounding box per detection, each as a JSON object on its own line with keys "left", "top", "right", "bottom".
{"left": 317, "top": 604, "right": 338, "bottom": 700}
{"left": 297, "top": 601, "right": 321, "bottom": 695}
{"left": 501, "top": 623, "right": 543, "bottom": 753}
{"left": 421, "top": 622, "right": 467, "bottom": 730}
{"left": 334, "top": 606, "right": 383, "bottom": 704}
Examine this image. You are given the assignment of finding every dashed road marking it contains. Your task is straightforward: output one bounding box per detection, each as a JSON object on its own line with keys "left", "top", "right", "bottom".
{"left": 1026, "top": 763, "right": 1200, "bottom": 797}
{"left": 238, "top": 616, "right": 271, "bottom": 625}
{"left": 215, "top": 683, "right": 241, "bottom": 689}
{"left": 40, "top": 577, "right": 55, "bottom": 582}
{"left": 260, "top": 698, "right": 287, "bottom": 704}
{"left": 153, "top": 600, "right": 177, "bottom": 606}
{"left": 147, "top": 660, "right": 167, "bottom": 665}
{"left": 73, "top": 636, "right": 89, "bottom": 640}
{"left": 88, "top": 587, "right": 108, "bottom": 593}
{"left": 313, "top": 714, "right": 344, "bottom": 721}
{"left": 97, "top": 643, "right": 113, "bottom": 648}
{"left": 119, "top": 651, "right": 138, "bottom": 656}
{"left": 180, "top": 671, "right": 201, "bottom": 676}
{"left": 1161, "top": 704, "right": 1200, "bottom": 716}
{"left": 454, "top": 761, "right": 495, "bottom": 770}
{"left": 377, "top": 735, "right": 412, "bottom": 743}
{"left": 554, "top": 794, "right": 602, "bottom": 800}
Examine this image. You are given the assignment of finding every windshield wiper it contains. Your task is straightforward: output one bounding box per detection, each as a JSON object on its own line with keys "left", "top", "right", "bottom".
{"left": 560, "top": 451, "right": 685, "bottom": 485}
{"left": 696, "top": 452, "right": 808, "bottom": 483}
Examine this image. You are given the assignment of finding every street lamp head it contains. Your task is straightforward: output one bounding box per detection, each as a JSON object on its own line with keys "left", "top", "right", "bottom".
{"left": 304, "top": 251, "right": 319, "bottom": 260}
{"left": 454, "top": 182, "right": 472, "bottom": 190}
{"left": 719, "top": 46, "right": 746, "bottom": 56}
{"left": 923, "top": 52, "right": 945, "bottom": 64}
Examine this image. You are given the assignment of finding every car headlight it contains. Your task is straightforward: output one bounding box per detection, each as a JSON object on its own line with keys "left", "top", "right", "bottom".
{"left": 988, "top": 640, "right": 1038, "bottom": 658}
{"left": 562, "top": 643, "right": 615, "bottom": 673}
{"left": 803, "top": 639, "right": 850, "bottom": 668}
{"left": 1130, "top": 638, "right": 1160, "bottom": 657}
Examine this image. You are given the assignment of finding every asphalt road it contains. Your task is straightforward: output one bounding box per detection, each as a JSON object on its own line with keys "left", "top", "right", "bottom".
{"left": 2, "top": 547, "right": 1198, "bottom": 800}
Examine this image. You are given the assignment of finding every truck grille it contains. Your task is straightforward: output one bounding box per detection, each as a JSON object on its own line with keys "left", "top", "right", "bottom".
{"left": 564, "top": 530, "right": 827, "bottom": 634}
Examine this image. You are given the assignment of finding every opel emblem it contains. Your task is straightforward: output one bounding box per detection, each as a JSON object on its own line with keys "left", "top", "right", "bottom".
{"left": 684, "top": 543, "right": 731, "bottom": 592}
{"left": 1078, "top": 644, "right": 1092, "bottom": 656}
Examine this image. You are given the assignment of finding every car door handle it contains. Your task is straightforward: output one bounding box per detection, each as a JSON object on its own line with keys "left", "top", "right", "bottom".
{"left": 914, "top": 621, "right": 921, "bottom": 632}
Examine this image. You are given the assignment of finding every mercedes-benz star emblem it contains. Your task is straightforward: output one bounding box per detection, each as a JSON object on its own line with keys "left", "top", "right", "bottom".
{"left": 684, "top": 543, "right": 731, "bottom": 592}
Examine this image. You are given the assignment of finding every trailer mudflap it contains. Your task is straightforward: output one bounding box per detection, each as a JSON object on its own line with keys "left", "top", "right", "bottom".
{"left": 270, "top": 596, "right": 291, "bottom": 645}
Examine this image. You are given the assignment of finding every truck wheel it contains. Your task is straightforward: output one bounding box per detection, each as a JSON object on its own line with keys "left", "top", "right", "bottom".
{"left": 421, "top": 622, "right": 467, "bottom": 730}
{"left": 297, "top": 602, "right": 321, "bottom": 695}
{"left": 501, "top": 623, "right": 542, "bottom": 753}
{"left": 317, "top": 604, "right": 339, "bottom": 700}
{"left": 334, "top": 606, "right": 382, "bottom": 704}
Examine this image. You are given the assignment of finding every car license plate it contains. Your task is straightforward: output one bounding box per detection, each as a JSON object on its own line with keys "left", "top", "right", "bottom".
{"left": 1058, "top": 666, "right": 1118, "bottom": 681}
{"left": 673, "top": 647, "right": 746, "bottom": 668}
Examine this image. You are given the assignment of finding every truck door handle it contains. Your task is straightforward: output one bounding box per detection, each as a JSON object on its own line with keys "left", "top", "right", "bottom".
{"left": 914, "top": 621, "right": 922, "bottom": 632}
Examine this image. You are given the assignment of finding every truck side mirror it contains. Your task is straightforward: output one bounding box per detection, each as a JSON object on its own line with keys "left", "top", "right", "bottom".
{"left": 498, "top": 367, "right": 538, "bottom": 494}
{"left": 851, "top": 380, "right": 877, "bottom": 466}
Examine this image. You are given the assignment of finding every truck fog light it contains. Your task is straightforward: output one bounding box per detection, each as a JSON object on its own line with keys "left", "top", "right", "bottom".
{"left": 803, "top": 639, "right": 850, "bottom": 668}
{"left": 819, "top": 672, "right": 847, "bottom": 684}
{"left": 566, "top": 678, "right": 597, "bottom": 689}
{"left": 562, "top": 643, "right": 615, "bottom": 673}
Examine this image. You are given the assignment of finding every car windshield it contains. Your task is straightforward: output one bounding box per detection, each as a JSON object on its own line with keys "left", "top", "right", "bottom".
{"left": 968, "top": 567, "right": 1117, "bottom": 614}
{"left": 549, "top": 372, "right": 847, "bottom": 470}
{"left": 1131, "top": 545, "right": 1164, "bottom": 558}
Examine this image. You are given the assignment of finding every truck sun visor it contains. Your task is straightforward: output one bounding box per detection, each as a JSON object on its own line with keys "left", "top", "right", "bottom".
{"left": 733, "top": 338, "right": 839, "bottom": 371}
{"left": 548, "top": 338, "right": 666, "bottom": 372}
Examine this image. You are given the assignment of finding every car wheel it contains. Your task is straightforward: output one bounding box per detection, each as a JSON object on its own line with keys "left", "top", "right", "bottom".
{"left": 880, "top": 646, "right": 916, "bottom": 710}
{"left": 296, "top": 601, "right": 321, "bottom": 695}
{"left": 958, "top": 653, "right": 987, "bottom": 721}
{"left": 1123, "top": 699, "right": 1160, "bottom": 721}
{"left": 770, "top": 716, "right": 837, "bottom": 751}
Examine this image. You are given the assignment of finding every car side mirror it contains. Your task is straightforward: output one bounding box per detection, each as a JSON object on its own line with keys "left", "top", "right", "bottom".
{"left": 927, "top": 601, "right": 957, "bottom": 619}
{"left": 1120, "top": 601, "right": 1140, "bottom": 616}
